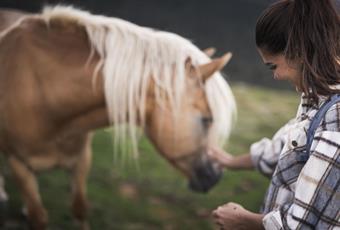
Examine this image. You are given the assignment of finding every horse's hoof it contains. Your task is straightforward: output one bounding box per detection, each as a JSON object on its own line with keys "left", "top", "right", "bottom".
{"left": 0, "top": 199, "right": 7, "bottom": 211}
{"left": 21, "top": 206, "right": 28, "bottom": 218}
{"left": 0, "top": 200, "right": 8, "bottom": 225}
{"left": 74, "top": 220, "right": 90, "bottom": 230}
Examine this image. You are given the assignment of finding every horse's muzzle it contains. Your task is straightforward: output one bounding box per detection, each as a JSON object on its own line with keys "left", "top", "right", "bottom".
{"left": 188, "top": 154, "right": 222, "bottom": 193}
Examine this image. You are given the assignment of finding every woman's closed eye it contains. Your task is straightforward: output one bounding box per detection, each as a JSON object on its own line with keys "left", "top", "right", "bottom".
{"left": 266, "top": 63, "right": 277, "bottom": 70}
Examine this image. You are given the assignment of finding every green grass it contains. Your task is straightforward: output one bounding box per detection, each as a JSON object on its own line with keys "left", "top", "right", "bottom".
{"left": 1, "top": 83, "right": 300, "bottom": 230}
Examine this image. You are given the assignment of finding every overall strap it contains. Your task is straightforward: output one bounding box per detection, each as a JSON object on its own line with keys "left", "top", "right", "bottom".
{"left": 297, "top": 94, "right": 340, "bottom": 162}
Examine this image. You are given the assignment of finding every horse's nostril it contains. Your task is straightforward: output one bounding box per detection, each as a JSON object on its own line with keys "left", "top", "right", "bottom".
{"left": 188, "top": 159, "right": 222, "bottom": 193}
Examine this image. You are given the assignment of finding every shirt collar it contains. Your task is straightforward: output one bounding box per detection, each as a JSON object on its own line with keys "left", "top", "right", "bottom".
{"left": 297, "top": 84, "right": 340, "bottom": 117}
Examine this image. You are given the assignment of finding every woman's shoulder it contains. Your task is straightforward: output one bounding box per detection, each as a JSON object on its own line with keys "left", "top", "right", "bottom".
{"left": 322, "top": 101, "right": 340, "bottom": 132}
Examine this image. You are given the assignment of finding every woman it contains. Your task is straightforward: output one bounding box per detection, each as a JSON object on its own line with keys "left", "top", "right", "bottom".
{"left": 210, "top": 0, "right": 340, "bottom": 229}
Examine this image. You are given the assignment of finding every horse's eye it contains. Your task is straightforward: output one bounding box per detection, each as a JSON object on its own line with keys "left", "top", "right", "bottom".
{"left": 201, "top": 116, "right": 213, "bottom": 129}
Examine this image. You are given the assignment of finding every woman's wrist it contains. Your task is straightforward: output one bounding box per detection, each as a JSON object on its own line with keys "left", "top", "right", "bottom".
{"left": 212, "top": 202, "right": 264, "bottom": 230}
{"left": 242, "top": 212, "right": 265, "bottom": 230}
{"left": 228, "top": 154, "right": 255, "bottom": 170}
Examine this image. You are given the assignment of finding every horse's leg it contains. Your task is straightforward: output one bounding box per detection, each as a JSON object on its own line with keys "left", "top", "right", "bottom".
{"left": 0, "top": 155, "right": 9, "bottom": 206}
{"left": 71, "top": 138, "right": 92, "bottom": 230}
{"left": 0, "top": 173, "right": 8, "bottom": 225}
{"left": 8, "top": 156, "right": 48, "bottom": 230}
{"left": 0, "top": 173, "right": 8, "bottom": 203}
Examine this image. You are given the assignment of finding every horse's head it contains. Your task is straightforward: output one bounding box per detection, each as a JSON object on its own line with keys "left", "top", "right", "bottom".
{"left": 144, "top": 52, "right": 235, "bottom": 193}
{"left": 79, "top": 10, "right": 236, "bottom": 192}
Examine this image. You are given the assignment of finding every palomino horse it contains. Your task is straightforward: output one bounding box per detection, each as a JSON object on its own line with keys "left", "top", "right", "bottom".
{"left": 0, "top": 6, "right": 236, "bottom": 230}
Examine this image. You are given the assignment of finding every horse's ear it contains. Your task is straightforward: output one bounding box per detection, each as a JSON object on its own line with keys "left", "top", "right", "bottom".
{"left": 185, "top": 57, "right": 193, "bottom": 69}
{"left": 199, "top": 52, "right": 232, "bottom": 83}
{"left": 203, "top": 47, "right": 216, "bottom": 57}
{"left": 185, "top": 56, "right": 197, "bottom": 75}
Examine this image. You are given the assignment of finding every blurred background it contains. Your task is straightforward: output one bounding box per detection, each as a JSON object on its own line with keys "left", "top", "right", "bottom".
{"left": 0, "top": 0, "right": 292, "bottom": 89}
{"left": 0, "top": 1, "right": 300, "bottom": 230}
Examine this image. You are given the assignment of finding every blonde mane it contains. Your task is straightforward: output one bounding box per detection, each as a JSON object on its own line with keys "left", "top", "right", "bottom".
{"left": 41, "top": 6, "right": 236, "bottom": 155}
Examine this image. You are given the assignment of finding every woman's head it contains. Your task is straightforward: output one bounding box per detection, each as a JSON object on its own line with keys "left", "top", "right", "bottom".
{"left": 256, "top": 0, "right": 340, "bottom": 103}
{"left": 257, "top": 49, "right": 301, "bottom": 89}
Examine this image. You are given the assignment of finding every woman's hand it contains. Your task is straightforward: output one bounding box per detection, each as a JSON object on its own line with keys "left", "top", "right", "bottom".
{"left": 212, "top": 202, "right": 264, "bottom": 230}
{"left": 207, "top": 147, "right": 235, "bottom": 169}
{"left": 207, "top": 147, "right": 255, "bottom": 170}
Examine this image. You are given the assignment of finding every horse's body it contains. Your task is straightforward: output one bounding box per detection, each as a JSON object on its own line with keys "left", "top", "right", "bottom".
{"left": 0, "top": 6, "right": 236, "bottom": 229}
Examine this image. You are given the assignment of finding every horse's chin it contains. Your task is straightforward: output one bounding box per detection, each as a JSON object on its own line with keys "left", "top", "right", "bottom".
{"left": 188, "top": 175, "right": 222, "bottom": 193}
{"left": 187, "top": 156, "right": 222, "bottom": 193}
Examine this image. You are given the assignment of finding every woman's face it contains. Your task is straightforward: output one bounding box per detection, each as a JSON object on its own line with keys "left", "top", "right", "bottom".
{"left": 258, "top": 48, "right": 302, "bottom": 90}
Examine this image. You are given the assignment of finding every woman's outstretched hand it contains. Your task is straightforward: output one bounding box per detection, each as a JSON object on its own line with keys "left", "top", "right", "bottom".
{"left": 207, "top": 147, "right": 255, "bottom": 170}
{"left": 207, "top": 147, "right": 235, "bottom": 169}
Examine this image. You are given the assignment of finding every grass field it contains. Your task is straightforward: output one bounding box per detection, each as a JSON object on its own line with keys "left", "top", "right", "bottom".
{"left": 1, "top": 83, "right": 300, "bottom": 230}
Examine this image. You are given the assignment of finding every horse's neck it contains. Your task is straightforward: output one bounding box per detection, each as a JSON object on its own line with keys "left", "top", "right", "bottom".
{"left": 21, "top": 17, "right": 111, "bottom": 134}
{"left": 6, "top": 16, "right": 153, "bottom": 137}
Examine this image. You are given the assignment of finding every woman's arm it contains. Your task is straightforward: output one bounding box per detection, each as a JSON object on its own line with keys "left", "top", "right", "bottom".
{"left": 211, "top": 118, "right": 297, "bottom": 175}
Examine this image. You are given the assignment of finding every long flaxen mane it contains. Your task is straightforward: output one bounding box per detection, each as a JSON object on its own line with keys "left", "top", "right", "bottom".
{"left": 41, "top": 6, "right": 237, "bottom": 156}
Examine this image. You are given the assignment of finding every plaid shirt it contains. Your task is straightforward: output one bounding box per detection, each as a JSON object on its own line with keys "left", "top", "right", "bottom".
{"left": 250, "top": 94, "right": 340, "bottom": 229}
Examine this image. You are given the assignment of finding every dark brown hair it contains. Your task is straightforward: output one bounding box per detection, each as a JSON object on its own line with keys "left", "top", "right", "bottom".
{"left": 256, "top": 0, "right": 340, "bottom": 104}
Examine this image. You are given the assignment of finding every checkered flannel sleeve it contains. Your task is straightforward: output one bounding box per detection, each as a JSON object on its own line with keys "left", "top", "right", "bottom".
{"left": 250, "top": 119, "right": 296, "bottom": 177}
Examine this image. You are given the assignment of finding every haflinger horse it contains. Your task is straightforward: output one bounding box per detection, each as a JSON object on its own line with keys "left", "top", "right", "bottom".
{"left": 0, "top": 6, "right": 236, "bottom": 230}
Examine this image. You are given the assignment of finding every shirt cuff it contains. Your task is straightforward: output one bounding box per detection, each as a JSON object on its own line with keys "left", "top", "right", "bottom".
{"left": 263, "top": 210, "right": 283, "bottom": 230}
{"left": 249, "top": 138, "right": 269, "bottom": 168}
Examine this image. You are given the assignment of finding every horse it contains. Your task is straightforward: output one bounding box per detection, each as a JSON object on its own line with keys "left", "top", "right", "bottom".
{"left": 0, "top": 6, "right": 236, "bottom": 230}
